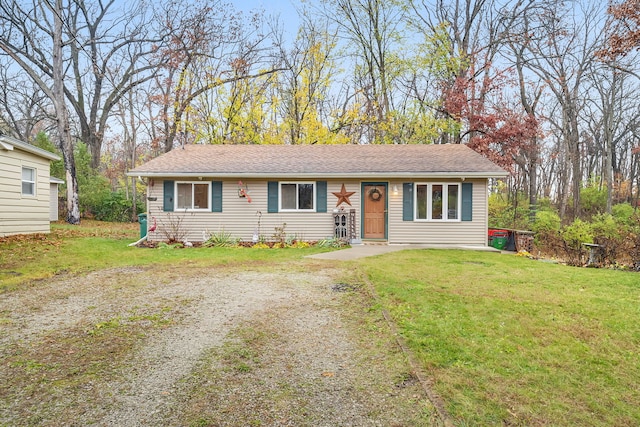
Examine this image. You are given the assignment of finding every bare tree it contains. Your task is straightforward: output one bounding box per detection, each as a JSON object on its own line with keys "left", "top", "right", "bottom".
{"left": 0, "top": 0, "right": 166, "bottom": 170}
{"left": 114, "top": 87, "right": 144, "bottom": 220}
{"left": 585, "top": 61, "right": 640, "bottom": 211}
{"left": 52, "top": 0, "right": 81, "bottom": 224}
{"left": 508, "top": 1, "right": 605, "bottom": 220}
{"left": 0, "top": 61, "right": 51, "bottom": 140}
{"left": 0, "top": 0, "right": 81, "bottom": 223}
{"left": 512, "top": 41, "right": 543, "bottom": 220}
{"left": 149, "top": 0, "right": 283, "bottom": 152}
{"left": 73, "top": 1, "right": 165, "bottom": 168}
{"left": 503, "top": 4, "right": 549, "bottom": 220}
{"left": 318, "top": 0, "right": 405, "bottom": 143}
{"left": 272, "top": 10, "right": 340, "bottom": 144}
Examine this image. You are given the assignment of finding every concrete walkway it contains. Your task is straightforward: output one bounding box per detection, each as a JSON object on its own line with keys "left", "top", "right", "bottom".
{"left": 307, "top": 243, "right": 498, "bottom": 261}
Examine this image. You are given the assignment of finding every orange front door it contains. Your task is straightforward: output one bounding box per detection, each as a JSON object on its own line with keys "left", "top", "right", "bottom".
{"left": 363, "top": 184, "right": 386, "bottom": 239}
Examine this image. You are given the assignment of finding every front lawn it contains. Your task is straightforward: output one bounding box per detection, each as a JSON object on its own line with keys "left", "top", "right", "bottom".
{"left": 356, "top": 250, "right": 640, "bottom": 426}
{"left": 0, "top": 221, "right": 330, "bottom": 291}
{"left": 3, "top": 222, "right": 638, "bottom": 425}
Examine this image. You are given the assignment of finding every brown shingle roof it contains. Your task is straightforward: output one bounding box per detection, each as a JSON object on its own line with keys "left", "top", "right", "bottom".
{"left": 129, "top": 144, "right": 508, "bottom": 178}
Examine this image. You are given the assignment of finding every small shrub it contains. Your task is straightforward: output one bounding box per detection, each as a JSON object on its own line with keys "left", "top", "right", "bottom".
{"left": 529, "top": 210, "right": 561, "bottom": 255}
{"left": 580, "top": 183, "right": 607, "bottom": 218}
{"left": 560, "top": 219, "right": 592, "bottom": 266}
{"left": 158, "top": 212, "right": 189, "bottom": 243}
{"left": 532, "top": 210, "right": 561, "bottom": 234}
{"left": 562, "top": 219, "right": 593, "bottom": 248}
{"left": 591, "top": 214, "right": 633, "bottom": 267}
{"left": 92, "top": 191, "right": 134, "bottom": 222}
{"left": 612, "top": 203, "right": 636, "bottom": 226}
{"left": 591, "top": 214, "right": 620, "bottom": 239}
{"left": 629, "top": 226, "right": 640, "bottom": 271}
{"left": 536, "top": 197, "right": 554, "bottom": 211}
{"left": 272, "top": 223, "right": 287, "bottom": 245}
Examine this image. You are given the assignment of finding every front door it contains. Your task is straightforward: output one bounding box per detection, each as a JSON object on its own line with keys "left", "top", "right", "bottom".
{"left": 363, "top": 183, "right": 387, "bottom": 239}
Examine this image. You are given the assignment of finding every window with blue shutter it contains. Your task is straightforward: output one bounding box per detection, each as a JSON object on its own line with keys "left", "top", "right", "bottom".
{"left": 163, "top": 180, "right": 174, "bottom": 212}
{"left": 316, "top": 181, "right": 327, "bottom": 213}
{"left": 461, "top": 182, "right": 473, "bottom": 221}
{"left": 402, "top": 183, "right": 413, "bottom": 221}
{"left": 267, "top": 181, "right": 278, "bottom": 213}
{"left": 211, "top": 181, "right": 222, "bottom": 212}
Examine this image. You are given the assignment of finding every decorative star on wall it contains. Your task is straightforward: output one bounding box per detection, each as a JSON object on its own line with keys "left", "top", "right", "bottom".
{"left": 332, "top": 183, "right": 356, "bottom": 207}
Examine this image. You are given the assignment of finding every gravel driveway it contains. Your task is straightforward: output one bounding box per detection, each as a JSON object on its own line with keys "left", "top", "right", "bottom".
{"left": 0, "top": 263, "right": 438, "bottom": 426}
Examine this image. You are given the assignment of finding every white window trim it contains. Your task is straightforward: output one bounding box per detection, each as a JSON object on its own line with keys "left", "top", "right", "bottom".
{"left": 21, "top": 166, "right": 36, "bottom": 197}
{"left": 279, "top": 181, "right": 316, "bottom": 212}
{"left": 174, "top": 181, "right": 211, "bottom": 211}
{"left": 414, "top": 182, "right": 461, "bottom": 222}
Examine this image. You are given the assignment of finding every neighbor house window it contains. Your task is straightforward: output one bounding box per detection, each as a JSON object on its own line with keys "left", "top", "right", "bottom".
{"left": 22, "top": 167, "right": 36, "bottom": 196}
{"left": 415, "top": 183, "right": 460, "bottom": 221}
{"left": 280, "top": 182, "right": 315, "bottom": 211}
{"left": 176, "top": 182, "right": 210, "bottom": 210}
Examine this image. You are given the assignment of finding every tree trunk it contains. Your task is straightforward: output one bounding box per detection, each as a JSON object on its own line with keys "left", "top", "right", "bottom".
{"left": 603, "top": 70, "right": 618, "bottom": 214}
{"left": 128, "top": 90, "right": 138, "bottom": 221}
{"left": 529, "top": 139, "right": 538, "bottom": 223}
{"left": 53, "top": 0, "right": 80, "bottom": 224}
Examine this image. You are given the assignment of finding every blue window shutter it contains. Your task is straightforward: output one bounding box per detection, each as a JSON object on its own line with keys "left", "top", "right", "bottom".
{"left": 462, "top": 182, "right": 473, "bottom": 221}
{"left": 316, "top": 181, "right": 327, "bottom": 213}
{"left": 163, "top": 180, "right": 174, "bottom": 212}
{"left": 268, "top": 181, "right": 278, "bottom": 213}
{"left": 402, "top": 183, "right": 413, "bottom": 221}
{"left": 211, "top": 181, "right": 222, "bottom": 212}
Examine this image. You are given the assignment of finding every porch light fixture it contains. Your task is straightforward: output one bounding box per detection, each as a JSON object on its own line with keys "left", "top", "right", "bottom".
{"left": 392, "top": 184, "right": 399, "bottom": 196}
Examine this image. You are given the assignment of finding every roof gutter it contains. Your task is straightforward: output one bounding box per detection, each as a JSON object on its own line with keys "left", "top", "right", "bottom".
{"left": 127, "top": 171, "right": 510, "bottom": 179}
{"left": 0, "top": 136, "right": 60, "bottom": 161}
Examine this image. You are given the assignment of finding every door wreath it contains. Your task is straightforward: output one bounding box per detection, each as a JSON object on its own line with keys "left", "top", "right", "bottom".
{"left": 368, "top": 187, "right": 382, "bottom": 201}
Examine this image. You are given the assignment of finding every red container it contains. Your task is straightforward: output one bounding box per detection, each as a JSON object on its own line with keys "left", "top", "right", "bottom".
{"left": 488, "top": 229, "right": 508, "bottom": 238}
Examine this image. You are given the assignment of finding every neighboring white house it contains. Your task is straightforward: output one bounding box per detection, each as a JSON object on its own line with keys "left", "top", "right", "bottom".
{"left": 0, "top": 135, "right": 61, "bottom": 237}
{"left": 129, "top": 144, "right": 509, "bottom": 246}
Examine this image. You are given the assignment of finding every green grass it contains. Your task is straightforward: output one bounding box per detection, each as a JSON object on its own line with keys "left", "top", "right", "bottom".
{"left": 3, "top": 222, "right": 639, "bottom": 425}
{"left": 0, "top": 220, "right": 330, "bottom": 291}
{"left": 355, "top": 249, "right": 640, "bottom": 426}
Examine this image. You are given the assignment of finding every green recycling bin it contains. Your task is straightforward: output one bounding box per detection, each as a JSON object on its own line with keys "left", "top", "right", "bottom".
{"left": 491, "top": 230, "right": 508, "bottom": 250}
{"left": 138, "top": 213, "right": 148, "bottom": 239}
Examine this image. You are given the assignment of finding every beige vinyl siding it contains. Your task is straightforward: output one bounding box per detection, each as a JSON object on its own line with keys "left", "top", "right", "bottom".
{"left": 145, "top": 179, "right": 361, "bottom": 243}
{"left": 145, "top": 177, "right": 489, "bottom": 245}
{"left": 0, "top": 149, "right": 52, "bottom": 237}
{"left": 387, "top": 179, "right": 488, "bottom": 245}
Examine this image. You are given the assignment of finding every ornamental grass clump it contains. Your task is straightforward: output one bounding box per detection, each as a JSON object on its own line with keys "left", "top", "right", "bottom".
{"left": 203, "top": 229, "right": 237, "bottom": 247}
